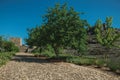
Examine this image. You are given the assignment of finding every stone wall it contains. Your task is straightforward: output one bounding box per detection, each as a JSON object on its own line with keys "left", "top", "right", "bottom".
{"left": 10, "top": 37, "right": 22, "bottom": 47}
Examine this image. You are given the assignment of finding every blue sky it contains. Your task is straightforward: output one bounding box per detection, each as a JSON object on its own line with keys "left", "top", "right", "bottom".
{"left": 0, "top": 0, "right": 120, "bottom": 44}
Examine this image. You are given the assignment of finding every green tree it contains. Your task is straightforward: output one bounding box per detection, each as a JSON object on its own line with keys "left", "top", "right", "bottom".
{"left": 25, "top": 25, "right": 46, "bottom": 53}
{"left": 26, "top": 26, "right": 41, "bottom": 47}
{"left": 42, "top": 3, "right": 88, "bottom": 57}
{"left": 26, "top": 3, "right": 88, "bottom": 57}
{"left": 94, "top": 17, "right": 120, "bottom": 59}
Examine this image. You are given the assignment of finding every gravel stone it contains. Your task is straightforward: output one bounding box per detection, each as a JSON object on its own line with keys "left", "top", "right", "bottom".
{"left": 0, "top": 52, "right": 119, "bottom": 80}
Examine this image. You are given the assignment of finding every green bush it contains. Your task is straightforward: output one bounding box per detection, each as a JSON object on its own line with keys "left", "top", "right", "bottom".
{"left": 32, "top": 45, "right": 55, "bottom": 58}
{"left": 41, "top": 50, "right": 55, "bottom": 58}
{"left": 3, "top": 41, "right": 19, "bottom": 52}
{"left": 0, "top": 52, "right": 15, "bottom": 67}
{"left": 107, "top": 62, "right": 118, "bottom": 71}
{"left": 66, "top": 56, "right": 81, "bottom": 64}
{"left": 95, "top": 59, "right": 106, "bottom": 67}
{"left": 0, "top": 36, "right": 19, "bottom": 52}
{"left": 11, "top": 46, "right": 19, "bottom": 52}
{"left": 38, "top": 45, "right": 55, "bottom": 57}
{"left": 31, "top": 47, "right": 41, "bottom": 53}
{"left": 66, "top": 56, "right": 95, "bottom": 65}
{"left": 107, "top": 57, "right": 120, "bottom": 71}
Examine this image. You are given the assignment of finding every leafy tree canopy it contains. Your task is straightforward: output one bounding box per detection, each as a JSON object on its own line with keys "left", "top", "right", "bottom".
{"left": 95, "top": 17, "right": 120, "bottom": 48}
{"left": 26, "top": 3, "right": 88, "bottom": 57}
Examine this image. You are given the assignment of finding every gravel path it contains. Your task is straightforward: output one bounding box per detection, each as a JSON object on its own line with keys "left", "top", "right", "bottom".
{"left": 0, "top": 52, "right": 119, "bottom": 80}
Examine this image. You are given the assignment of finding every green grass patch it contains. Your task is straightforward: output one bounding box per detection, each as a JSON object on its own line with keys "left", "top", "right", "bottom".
{"left": 66, "top": 56, "right": 96, "bottom": 65}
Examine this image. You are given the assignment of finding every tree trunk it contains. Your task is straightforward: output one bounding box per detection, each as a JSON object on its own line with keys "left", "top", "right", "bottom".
{"left": 104, "top": 47, "right": 109, "bottom": 61}
{"left": 52, "top": 45, "right": 59, "bottom": 58}
{"left": 54, "top": 48, "right": 59, "bottom": 57}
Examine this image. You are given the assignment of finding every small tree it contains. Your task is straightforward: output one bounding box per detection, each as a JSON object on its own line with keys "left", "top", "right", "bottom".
{"left": 26, "top": 3, "right": 88, "bottom": 57}
{"left": 94, "top": 17, "right": 120, "bottom": 59}
{"left": 43, "top": 3, "right": 88, "bottom": 57}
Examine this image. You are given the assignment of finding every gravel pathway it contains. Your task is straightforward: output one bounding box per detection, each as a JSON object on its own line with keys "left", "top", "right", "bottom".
{"left": 0, "top": 52, "right": 119, "bottom": 80}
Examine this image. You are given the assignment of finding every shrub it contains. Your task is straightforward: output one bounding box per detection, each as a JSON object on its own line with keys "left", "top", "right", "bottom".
{"left": 44, "top": 45, "right": 55, "bottom": 57}
{"left": 107, "top": 57, "right": 120, "bottom": 71}
{"left": 66, "top": 56, "right": 95, "bottom": 65}
{"left": 32, "top": 45, "right": 55, "bottom": 58}
{"left": 41, "top": 49, "right": 55, "bottom": 58}
{"left": 0, "top": 52, "right": 16, "bottom": 67}
{"left": 95, "top": 59, "right": 106, "bottom": 67}
{"left": 32, "top": 48, "right": 40, "bottom": 53}
{"left": 0, "top": 36, "right": 19, "bottom": 52}
{"left": 3, "top": 41, "right": 19, "bottom": 52}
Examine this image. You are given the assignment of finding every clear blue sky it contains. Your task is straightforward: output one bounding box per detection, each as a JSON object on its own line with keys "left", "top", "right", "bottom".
{"left": 0, "top": 0, "right": 120, "bottom": 44}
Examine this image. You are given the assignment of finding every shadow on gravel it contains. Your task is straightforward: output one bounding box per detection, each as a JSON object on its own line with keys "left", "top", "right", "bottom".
{"left": 11, "top": 54, "right": 50, "bottom": 63}
{"left": 11, "top": 53, "right": 65, "bottom": 63}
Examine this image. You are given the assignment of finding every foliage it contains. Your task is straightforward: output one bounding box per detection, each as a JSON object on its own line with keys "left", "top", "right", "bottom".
{"left": 26, "top": 3, "right": 88, "bottom": 57}
{"left": 25, "top": 26, "right": 43, "bottom": 47}
{"left": 95, "top": 17, "right": 120, "bottom": 48}
{"left": 44, "top": 3, "right": 88, "bottom": 57}
{"left": 31, "top": 48, "right": 41, "bottom": 53}
{"left": 107, "top": 57, "right": 120, "bottom": 71}
{"left": 0, "top": 36, "right": 4, "bottom": 49}
{"left": 40, "top": 45, "right": 55, "bottom": 57}
{"left": 94, "top": 17, "right": 120, "bottom": 59}
{"left": 0, "top": 52, "right": 16, "bottom": 67}
{"left": 32, "top": 45, "right": 55, "bottom": 57}
{"left": 3, "top": 41, "right": 19, "bottom": 52}
{"left": 0, "top": 36, "right": 19, "bottom": 52}
{"left": 95, "top": 59, "right": 106, "bottom": 67}
{"left": 66, "top": 56, "right": 95, "bottom": 65}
